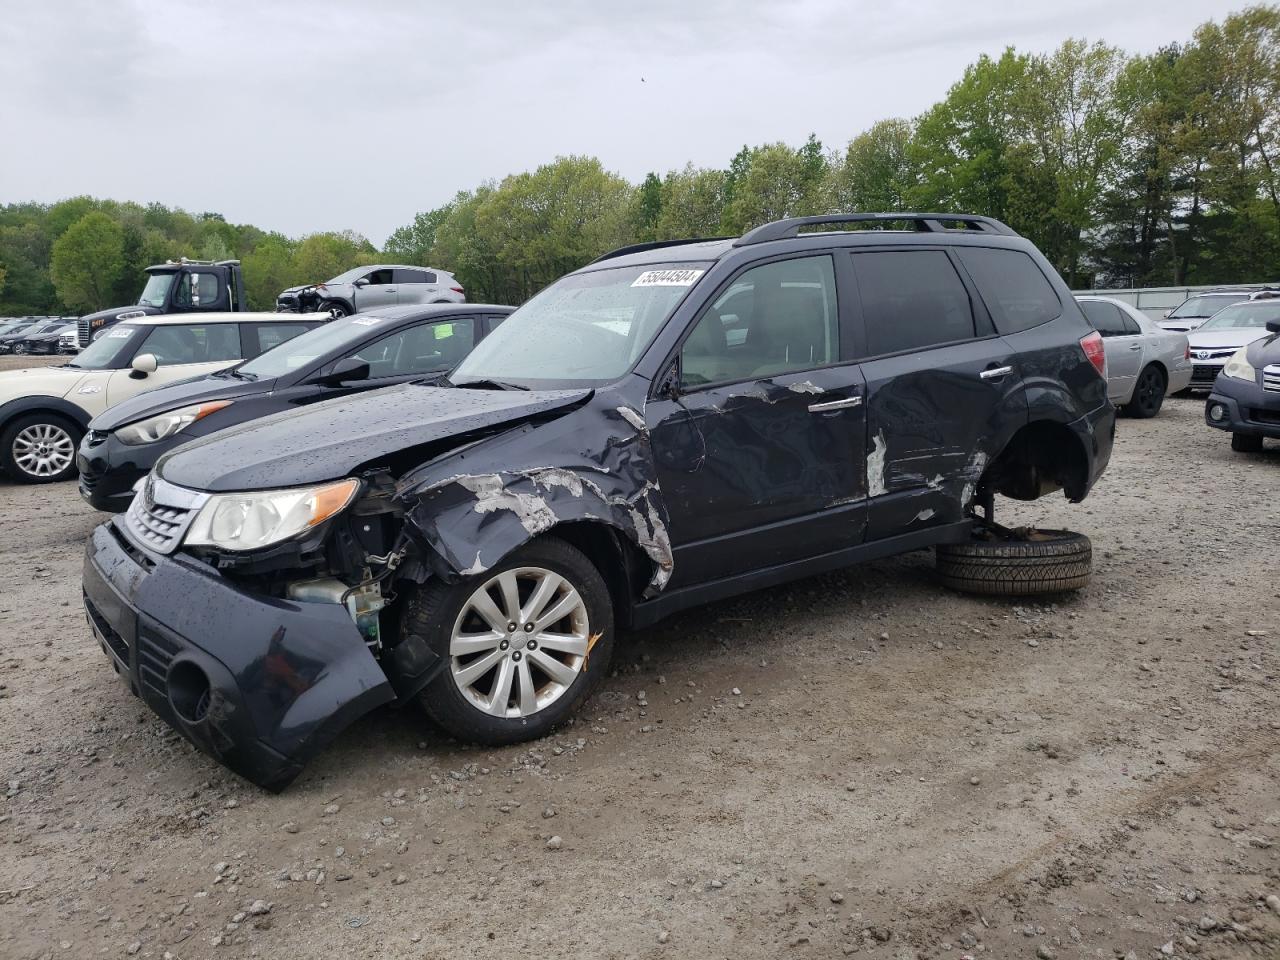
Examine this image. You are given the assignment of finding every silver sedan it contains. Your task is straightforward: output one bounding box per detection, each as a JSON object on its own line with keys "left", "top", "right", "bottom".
{"left": 1076, "top": 296, "right": 1192, "bottom": 417}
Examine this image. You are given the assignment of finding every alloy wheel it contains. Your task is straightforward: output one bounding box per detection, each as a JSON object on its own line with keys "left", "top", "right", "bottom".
{"left": 12, "top": 423, "right": 75, "bottom": 478}
{"left": 449, "top": 566, "right": 590, "bottom": 719}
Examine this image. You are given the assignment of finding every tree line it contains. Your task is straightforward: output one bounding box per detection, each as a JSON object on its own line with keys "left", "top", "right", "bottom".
{"left": 2, "top": 6, "right": 1275, "bottom": 315}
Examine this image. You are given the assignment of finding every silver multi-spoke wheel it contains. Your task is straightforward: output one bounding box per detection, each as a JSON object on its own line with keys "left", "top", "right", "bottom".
{"left": 12, "top": 423, "right": 75, "bottom": 478}
{"left": 449, "top": 566, "right": 590, "bottom": 719}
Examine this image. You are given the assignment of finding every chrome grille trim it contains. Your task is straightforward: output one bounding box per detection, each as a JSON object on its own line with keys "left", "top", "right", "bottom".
{"left": 121, "top": 476, "right": 209, "bottom": 555}
{"left": 1264, "top": 364, "right": 1280, "bottom": 393}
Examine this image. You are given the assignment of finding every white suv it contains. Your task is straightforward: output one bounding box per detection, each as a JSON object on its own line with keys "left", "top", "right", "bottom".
{"left": 0, "top": 312, "right": 322, "bottom": 483}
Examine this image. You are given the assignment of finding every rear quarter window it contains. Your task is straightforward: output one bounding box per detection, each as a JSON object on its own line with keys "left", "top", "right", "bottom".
{"left": 956, "top": 247, "right": 1062, "bottom": 335}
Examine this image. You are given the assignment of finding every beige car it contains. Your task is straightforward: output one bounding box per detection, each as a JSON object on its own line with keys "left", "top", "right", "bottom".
{"left": 0, "top": 312, "right": 322, "bottom": 483}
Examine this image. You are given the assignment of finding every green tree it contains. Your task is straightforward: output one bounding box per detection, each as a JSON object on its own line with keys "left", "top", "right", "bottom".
{"left": 832, "top": 119, "right": 916, "bottom": 212}
{"left": 50, "top": 212, "right": 125, "bottom": 312}
{"left": 242, "top": 234, "right": 299, "bottom": 310}
{"left": 656, "top": 164, "right": 728, "bottom": 237}
{"left": 722, "top": 140, "right": 830, "bottom": 233}
{"left": 630, "top": 172, "right": 664, "bottom": 242}
{"left": 385, "top": 205, "right": 454, "bottom": 264}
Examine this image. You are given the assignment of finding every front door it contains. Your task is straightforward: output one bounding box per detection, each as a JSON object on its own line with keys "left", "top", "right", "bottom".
{"left": 105, "top": 322, "right": 243, "bottom": 406}
{"left": 847, "top": 248, "right": 1028, "bottom": 539}
{"left": 649, "top": 254, "right": 867, "bottom": 587}
{"left": 353, "top": 269, "right": 398, "bottom": 311}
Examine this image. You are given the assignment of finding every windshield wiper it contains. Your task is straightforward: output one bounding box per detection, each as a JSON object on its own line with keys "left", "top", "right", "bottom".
{"left": 449, "top": 377, "right": 529, "bottom": 391}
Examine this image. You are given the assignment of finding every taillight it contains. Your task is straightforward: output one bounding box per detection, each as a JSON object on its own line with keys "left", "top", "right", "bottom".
{"left": 451, "top": 286, "right": 464, "bottom": 294}
{"left": 1184, "top": 342, "right": 1190, "bottom": 361}
{"left": 1080, "top": 331, "right": 1107, "bottom": 379}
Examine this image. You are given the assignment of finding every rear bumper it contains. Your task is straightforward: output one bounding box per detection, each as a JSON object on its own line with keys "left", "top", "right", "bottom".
{"left": 1074, "top": 401, "right": 1115, "bottom": 498}
{"left": 1205, "top": 375, "right": 1280, "bottom": 438}
{"left": 83, "top": 522, "right": 396, "bottom": 791}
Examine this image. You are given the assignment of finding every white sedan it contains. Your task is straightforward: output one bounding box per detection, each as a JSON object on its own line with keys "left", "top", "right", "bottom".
{"left": 1076, "top": 296, "right": 1192, "bottom": 418}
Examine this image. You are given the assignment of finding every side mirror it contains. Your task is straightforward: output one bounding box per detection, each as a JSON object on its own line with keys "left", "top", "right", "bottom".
{"left": 319, "top": 356, "right": 370, "bottom": 385}
{"left": 129, "top": 353, "right": 158, "bottom": 377}
{"left": 1267, "top": 320, "right": 1280, "bottom": 333}
{"left": 353, "top": 278, "right": 369, "bottom": 288}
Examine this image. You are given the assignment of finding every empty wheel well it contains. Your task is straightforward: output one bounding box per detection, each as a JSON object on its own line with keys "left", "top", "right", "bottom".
{"left": 549, "top": 522, "right": 651, "bottom": 629}
{"left": 983, "top": 421, "right": 1089, "bottom": 503}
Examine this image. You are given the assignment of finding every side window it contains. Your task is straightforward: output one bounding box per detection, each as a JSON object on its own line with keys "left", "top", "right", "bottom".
{"left": 171, "top": 272, "right": 221, "bottom": 308}
{"left": 850, "top": 250, "right": 975, "bottom": 356}
{"left": 1121, "top": 313, "right": 1142, "bottom": 335}
{"left": 350, "top": 317, "right": 475, "bottom": 379}
{"left": 484, "top": 314, "right": 508, "bottom": 335}
{"left": 364, "top": 269, "right": 394, "bottom": 285}
{"left": 250, "top": 322, "right": 312, "bottom": 356}
{"left": 1079, "top": 300, "right": 1128, "bottom": 337}
{"left": 393, "top": 268, "right": 437, "bottom": 285}
{"left": 139, "top": 324, "right": 241, "bottom": 366}
{"left": 955, "top": 247, "right": 1062, "bottom": 334}
{"left": 680, "top": 255, "right": 838, "bottom": 387}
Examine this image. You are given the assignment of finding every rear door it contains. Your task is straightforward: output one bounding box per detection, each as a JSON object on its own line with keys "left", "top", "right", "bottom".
{"left": 849, "top": 247, "right": 1027, "bottom": 540}
{"left": 649, "top": 253, "right": 868, "bottom": 586}
{"left": 393, "top": 268, "right": 440, "bottom": 304}
{"left": 1079, "top": 300, "right": 1141, "bottom": 402}
{"left": 242, "top": 320, "right": 318, "bottom": 358}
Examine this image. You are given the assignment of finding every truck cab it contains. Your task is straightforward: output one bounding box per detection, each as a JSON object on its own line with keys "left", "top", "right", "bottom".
{"left": 77, "top": 258, "right": 247, "bottom": 346}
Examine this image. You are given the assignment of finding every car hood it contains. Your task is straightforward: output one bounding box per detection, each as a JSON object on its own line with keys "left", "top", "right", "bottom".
{"left": 1188, "top": 328, "right": 1269, "bottom": 350}
{"left": 1245, "top": 333, "right": 1280, "bottom": 367}
{"left": 156, "top": 383, "right": 592, "bottom": 492}
{"left": 0, "top": 365, "right": 92, "bottom": 404}
{"left": 90, "top": 373, "right": 276, "bottom": 431}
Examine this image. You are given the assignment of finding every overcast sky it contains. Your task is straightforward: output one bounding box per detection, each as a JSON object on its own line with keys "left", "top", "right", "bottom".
{"left": 0, "top": 0, "right": 1246, "bottom": 246}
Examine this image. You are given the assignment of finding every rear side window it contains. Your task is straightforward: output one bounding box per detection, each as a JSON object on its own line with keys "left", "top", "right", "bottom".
{"left": 394, "top": 268, "right": 437, "bottom": 284}
{"left": 849, "top": 250, "right": 975, "bottom": 356}
{"left": 1079, "top": 300, "right": 1129, "bottom": 337}
{"left": 956, "top": 247, "right": 1061, "bottom": 334}
{"left": 249, "top": 322, "right": 312, "bottom": 356}
{"left": 139, "top": 324, "right": 241, "bottom": 366}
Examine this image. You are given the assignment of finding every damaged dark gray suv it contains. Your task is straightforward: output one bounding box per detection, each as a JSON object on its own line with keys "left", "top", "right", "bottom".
{"left": 83, "top": 213, "right": 1115, "bottom": 790}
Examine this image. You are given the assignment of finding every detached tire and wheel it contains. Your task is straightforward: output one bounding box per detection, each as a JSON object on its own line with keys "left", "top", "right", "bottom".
{"left": 1, "top": 413, "right": 81, "bottom": 483}
{"left": 1231, "top": 432, "right": 1264, "bottom": 453}
{"left": 1123, "top": 365, "right": 1166, "bottom": 418}
{"left": 936, "top": 527, "right": 1092, "bottom": 596}
{"left": 404, "top": 537, "right": 615, "bottom": 745}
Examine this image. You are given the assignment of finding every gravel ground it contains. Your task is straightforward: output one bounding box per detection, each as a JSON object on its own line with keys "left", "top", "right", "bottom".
{"left": 0, "top": 394, "right": 1277, "bottom": 960}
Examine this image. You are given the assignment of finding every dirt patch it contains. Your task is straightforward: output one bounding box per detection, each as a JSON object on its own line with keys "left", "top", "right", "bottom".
{"left": 0, "top": 396, "right": 1277, "bottom": 960}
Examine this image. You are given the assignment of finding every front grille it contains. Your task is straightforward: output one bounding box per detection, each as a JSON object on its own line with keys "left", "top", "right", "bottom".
{"left": 1191, "top": 365, "right": 1222, "bottom": 383}
{"left": 136, "top": 631, "right": 180, "bottom": 697}
{"left": 121, "top": 476, "right": 208, "bottom": 555}
{"left": 85, "top": 595, "right": 129, "bottom": 664}
{"left": 1264, "top": 364, "right": 1280, "bottom": 393}
{"left": 1248, "top": 407, "right": 1280, "bottom": 425}
{"left": 77, "top": 317, "right": 91, "bottom": 346}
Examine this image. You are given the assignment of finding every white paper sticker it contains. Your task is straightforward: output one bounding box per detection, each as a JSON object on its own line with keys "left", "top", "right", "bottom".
{"left": 351, "top": 316, "right": 384, "bottom": 326}
{"left": 106, "top": 328, "right": 133, "bottom": 338}
{"left": 631, "top": 269, "right": 704, "bottom": 288}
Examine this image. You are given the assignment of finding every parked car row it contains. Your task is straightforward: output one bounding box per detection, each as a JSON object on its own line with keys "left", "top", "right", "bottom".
{"left": 0, "top": 316, "right": 80, "bottom": 355}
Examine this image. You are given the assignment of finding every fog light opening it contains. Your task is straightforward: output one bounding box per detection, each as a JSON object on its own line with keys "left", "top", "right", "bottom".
{"left": 168, "top": 661, "right": 212, "bottom": 723}
{"left": 1209, "top": 403, "right": 1227, "bottom": 422}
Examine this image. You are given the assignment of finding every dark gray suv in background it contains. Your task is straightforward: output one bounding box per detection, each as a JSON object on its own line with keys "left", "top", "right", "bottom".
{"left": 84, "top": 213, "right": 1115, "bottom": 790}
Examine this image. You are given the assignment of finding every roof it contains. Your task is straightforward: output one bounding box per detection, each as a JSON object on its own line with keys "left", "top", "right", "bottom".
{"left": 123, "top": 312, "right": 289, "bottom": 327}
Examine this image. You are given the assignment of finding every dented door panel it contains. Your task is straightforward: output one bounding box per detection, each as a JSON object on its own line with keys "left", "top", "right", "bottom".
{"left": 860, "top": 338, "right": 1028, "bottom": 540}
{"left": 649, "top": 367, "right": 867, "bottom": 586}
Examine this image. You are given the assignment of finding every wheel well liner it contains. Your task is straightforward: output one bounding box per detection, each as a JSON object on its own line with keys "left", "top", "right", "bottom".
{"left": 983, "top": 419, "right": 1089, "bottom": 503}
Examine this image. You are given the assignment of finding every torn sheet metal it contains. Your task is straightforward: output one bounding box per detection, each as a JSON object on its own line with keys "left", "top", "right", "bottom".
{"left": 396, "top": 399, "right": 674, "bottom": 594}
{"left": 866, "top": 430, "right": 887, "bottom": 497}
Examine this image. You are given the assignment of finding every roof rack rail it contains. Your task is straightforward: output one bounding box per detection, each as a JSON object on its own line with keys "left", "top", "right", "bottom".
{"left": 734, "top": 213, "right": 1018, "bottom": 246}
{"left": 590, "top": 236, "right": 732, "bottom": 265}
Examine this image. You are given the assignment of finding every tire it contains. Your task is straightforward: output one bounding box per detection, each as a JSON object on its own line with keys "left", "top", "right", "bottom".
{"left": 406, "top": 536, "right": 616, "bottom": 745}
{"left": 1123, "top": 365, "right": 1166, "bottom": 418}
{"left": 1231, "top": 432, "right": 1264, "bottom": 453}
{"left": 319, "top": 300, "right": 350, "bottom": 319}
{"left": 936, "top": 528, "right": 1091, "bottom": 596}
{"left": 1, "top": 412, "right": 82, "bottom": 483}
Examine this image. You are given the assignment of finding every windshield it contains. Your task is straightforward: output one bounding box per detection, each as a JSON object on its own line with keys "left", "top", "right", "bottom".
{"left": 137, "top": 272, "right": 176, "bottom": 307}
{"left": 68, "top": 324, "right": 145, "bottom": 369}
{"left": 19, "top": 320, "right": 61, "bottom": 336}
{"left": 0, "top": 321, "right": 36, "bottom": 336}
{"left": 325, "top": 267, "right": 369, "bottom": 285}
{"left": 1168, "top": 294, "right": 1247, "bottom": 319}
{"left": 452, "top": 264, "right": 706, "bottom": 386}
{"left": 238, "top": 315, "right": 388, "bottom": 379}
{"left": 1198, "top": 302, "right": 1280, "bottom": 331}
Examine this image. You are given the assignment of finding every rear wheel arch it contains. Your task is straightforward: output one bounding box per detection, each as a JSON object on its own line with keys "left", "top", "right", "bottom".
{"left": 981, "top": 419, "right": 1090, "bottom": 504}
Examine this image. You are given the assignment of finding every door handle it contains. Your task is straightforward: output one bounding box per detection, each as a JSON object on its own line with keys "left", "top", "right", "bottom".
{"left": 808, "top": 396, "right": 862, "bottom": 413}
{"left": 979, "top": 365, "right": 1013, "bottom": 380}
{"left": 1128, "top": 344, "right": 1142, "bottom": 351}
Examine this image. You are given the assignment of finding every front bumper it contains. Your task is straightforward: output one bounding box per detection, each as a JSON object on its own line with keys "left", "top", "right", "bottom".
{"left": 83, "top": 522, "right": 397, "bottom": 791}
{"left": 1204, "top": 373, "right": 1280, "bottom": 438}
{"left": 78, "top": 431, "right": 167, "bottom": 512}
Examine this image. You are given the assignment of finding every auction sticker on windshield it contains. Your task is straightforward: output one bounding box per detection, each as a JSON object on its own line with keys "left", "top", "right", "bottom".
{"left": 631, "top": 269, "right": 705, "bottom": 287}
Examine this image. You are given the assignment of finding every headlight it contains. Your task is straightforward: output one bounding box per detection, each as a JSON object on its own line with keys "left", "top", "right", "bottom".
{"left": 184, "top": 478, "right": 360, "bottom": 551}
{"left": 116, "top": 401, "right": 233, "bottom": 445}
{"left": 1222, "top": 348, "right": 1256, "bottom": 382}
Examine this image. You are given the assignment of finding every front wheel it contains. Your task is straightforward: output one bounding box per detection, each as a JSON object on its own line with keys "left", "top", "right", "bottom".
{"left": 318, "top": 300, "right": 350, "bottom": 319}
{"left": 1, "top": 413, "right": 82, "bottom": 483}
{"left": 1123, "top": 365, "right": 1166, "bottom": 418}
{"left": 406, "top": 537, "right": 615, "bottom": 745}
{"left": 1231, "top": 432, "right": 1264, "bottom": 453}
